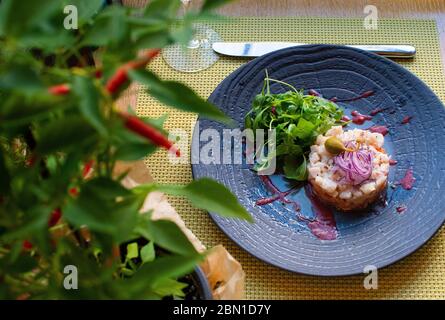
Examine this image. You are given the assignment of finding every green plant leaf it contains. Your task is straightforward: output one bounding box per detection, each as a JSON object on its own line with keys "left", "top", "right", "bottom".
{"left": 63, "top": 198, "right": 116, "bottom": 234}
{"left": 126, "top": 242, "right": 139, "bottom": 260}
{"left": 82, "top": 5, "right": 128, "bottom": 47}
{"left": 290, "top": 117, "right": 316, "bottom": 140}
{"left": 0, "top": 149, "right": 10, "bottom": 194}
{"left": 283, "top": 155, "right": 308, "bottom": 181}
{"left": 128, "top": 0, "right": 180, "bottom": 49}
{"left": 63, "top": 0, "right": 104, "bottom": 24}
{"left": 0, "top": 65, "right": 43, "bottom": 93}
{"left": 115, "top": 142, "right": 157, "bottom": 161}
{"left": 0, "top": 254, "right": 38, "bottom": 274}
{"left": 133, "top": 28, "right": 171, "bottom": 50}
{"left": 127, "top": 16, "right": 171, "bottom": 50}
{"left": 129, "top": 70, "right": 231, "bottom": 124}
{"left": 121, "top": 267, "right": 135, "bottom": 277}
{"left": 169, "top": 17, "right": 194, "bottom": 47}
{"left": 143, "top": 178, "right": 252, "bottom": 222}
{"left": 276, "top": 143, "right": 303, "bottom": 157}
{"left": 63, "top": 179, "right": 141, "bottom": 243}
{"left": 110, "top": 200, "right": 142, "bottom": 244}
{"left": 142, "top": 0, "right": 181, "bottom": 20}
{"left": 22, "top": 34, "right": 76, "bottom": 53}
{"left": 202, "top": 0, "right": 235, "bottom": 11}
{"left": 142, "top": 114, "right": 168, "bottom": 132}
{"left": 140, "top": 241, "right": 155, "bottom": 263}
{"left": 36, "top": 116, "right": 97, "bottom": 154}
{"left": 73, "top": 76, "right": 107, "bottom": 136}
{"left": 129, "top": 254, "right": 203, "bottom": 293}
{"left": 151, "top": 278, "right": 187, "bottom": 297}
{"left": 144, "top": 219, "right": 199, "bottom": 257}
{"left": 82, "top": 177, "right": 132, "bottom": 201}
{"left": 1, "top": 206, "right": 49, "bottom": 242}
{"left": 0, "top": 93, "right": 60, "bottom": 129}
{"left": 0, "top": 0, "right": 60, "bottom": 37}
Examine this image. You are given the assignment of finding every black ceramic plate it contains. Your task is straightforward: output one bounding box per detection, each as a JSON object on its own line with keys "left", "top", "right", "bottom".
{"left": 191, "top": 45, "right": 445, "bottom": 276}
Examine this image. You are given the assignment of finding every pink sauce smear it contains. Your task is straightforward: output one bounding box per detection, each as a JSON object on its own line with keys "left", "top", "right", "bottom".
{"left": 396, "top": 205, "right": 407, "bottom": 214}
{"left": 308, "top": 89, "right": 321, "bottom": 97}
{"left": 399, "top": 168, "right": 415, "bottom": 190}
{"left": 401, "top": 116, "right": 413, "bottom": 124}
{"left": 330, "top": 90, "right": 374, "bottom": 103}
{"left": 341, "top": 115, "right": 351, "bottom": 122}
{"left": 256, "top": 176, "right": 295, "bottom": 206}
{"left": 370, "top": 107, "right": 386, "bottom": 116}
{"left": 255, "top": 177, "right": 337, "bottom": 240}
{"left": 304, "top": 185, "right": 338, "bottom": 240}
{"left": 367, "top": 125, "right": 389, "bottom": 136}
{"left": 351, "top": 110, "right": 373, "bottom": 125}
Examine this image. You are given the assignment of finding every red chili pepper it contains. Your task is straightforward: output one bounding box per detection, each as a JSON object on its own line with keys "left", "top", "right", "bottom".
{"left": 119, "top": 113, "right": 180, "bottom": 157}
{"left": 106, "top": 49, "right": 160, "bottom": 94}
{"left": 106, "top": 68, "right": 129, "bottom": 94}
{"left": 82, "top": 160, "right": 95, "bottom": 179}
{"left": 22, "top": 240, "right": 33, "bottom": 250}
{"left": 48, "top": 208, "right": 62, "bottom": 227}
{"left": 132, "top": 49, "right": 161, "bottom": 68}
{"left": 95, "top": 69, "right": 103, "bottom": 79}
{"left": 69, "top": 187, "right": 79, "bottom": 197}
{"left": 48, "top": 84, "right": 70, "bottom": 95}
{"left": 25, "top": 154, "right": 37, "bottom": 167}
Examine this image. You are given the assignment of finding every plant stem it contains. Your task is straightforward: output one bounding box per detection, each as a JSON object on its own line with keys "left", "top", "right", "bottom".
{"left": 266, "top": 77, "right": 298, "bottom": 93}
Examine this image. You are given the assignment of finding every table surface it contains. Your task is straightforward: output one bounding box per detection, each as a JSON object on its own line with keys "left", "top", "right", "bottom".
{"left": 121, "top": 0, "right": 445, "bottom": 109}
{"left": 125, "top": 0, "right": 445, "bottom": 59}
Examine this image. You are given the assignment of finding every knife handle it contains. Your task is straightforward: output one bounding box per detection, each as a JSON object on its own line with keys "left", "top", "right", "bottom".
{"left": 347, "top": 45, "right": 416, "bottom": 58}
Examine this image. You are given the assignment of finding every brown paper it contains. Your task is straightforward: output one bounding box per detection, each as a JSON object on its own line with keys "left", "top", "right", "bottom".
{"left": 200, "top": 245, "right": 246, "bottom": 300}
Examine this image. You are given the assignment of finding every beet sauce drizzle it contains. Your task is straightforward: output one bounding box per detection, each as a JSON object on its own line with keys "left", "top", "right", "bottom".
{"left": 398, "top": 168, "right": 415, "bottom": 190}
{"left": 396, "top": 205, "right": 407, "bottom": 214}
{"left": 370, "top": 107, "right": 386, "bottom": 116}
{"left": 304, "top": 185, "right": 338, "bottom": 240}
{"left": 367, "top": 125, "right": 389, "bottom": 136}
{"left": 401, "top": 116, "right": 413, "bottom": 124}
{"left": 308, "top": 89, "right": 321, "bottom": 97}
{"left": 256, "top": 176, "right": 295, "bottom": 206}
{"left": 329, "top": 90, "right": 374, "bottom": 103}
{"left": 351, "top": 110, "right": 373, "bottom": 125}
{"left": 389, "top": 159, "right": 398, "bottom": 166}
{"left": 255, "top": 176, "right": 338, "bottom": 240}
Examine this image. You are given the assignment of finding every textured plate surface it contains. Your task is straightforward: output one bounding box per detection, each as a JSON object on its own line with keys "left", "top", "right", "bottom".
{"left": 191, "top": 45, "right": 445, "bottom": 276}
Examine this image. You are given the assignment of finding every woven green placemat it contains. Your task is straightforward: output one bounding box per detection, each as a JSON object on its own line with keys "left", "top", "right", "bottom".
{"left": 137, "top": 17, "right": 445, "bottom": 299}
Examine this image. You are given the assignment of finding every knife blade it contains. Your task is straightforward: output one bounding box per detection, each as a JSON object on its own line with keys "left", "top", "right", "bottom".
{"left": 212, "top": 42, "right": 416, "bottom": 59}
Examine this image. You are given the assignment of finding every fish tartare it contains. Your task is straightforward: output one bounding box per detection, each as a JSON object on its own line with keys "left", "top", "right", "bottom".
{"left": 308, "top": 126, "right": 390, "bottom": 211}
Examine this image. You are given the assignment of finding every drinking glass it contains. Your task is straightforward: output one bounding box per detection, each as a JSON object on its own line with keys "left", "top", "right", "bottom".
{"left": 162, "top": 0, "right": 221, "bottom": 72}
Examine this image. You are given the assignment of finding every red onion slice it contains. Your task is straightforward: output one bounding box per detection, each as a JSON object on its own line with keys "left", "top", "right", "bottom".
{"left": 333, "top": 142, "right": 373, "bottom": 185}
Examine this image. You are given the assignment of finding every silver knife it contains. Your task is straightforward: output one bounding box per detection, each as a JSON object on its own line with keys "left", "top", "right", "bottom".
{"left": 212, "top": 42, "right": 416, "bottom": 59}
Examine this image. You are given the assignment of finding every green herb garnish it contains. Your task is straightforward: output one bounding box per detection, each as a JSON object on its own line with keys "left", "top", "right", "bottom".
{"left": 244, "top": 72, "right": 345, "bottom": 181}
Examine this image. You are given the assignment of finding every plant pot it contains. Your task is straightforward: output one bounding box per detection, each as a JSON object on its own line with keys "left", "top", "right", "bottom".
{"left": 189, "top": 266, "right": 213, "bottom": 300}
